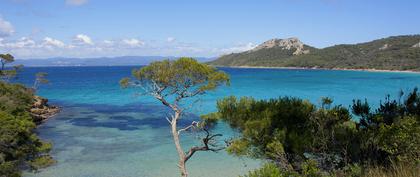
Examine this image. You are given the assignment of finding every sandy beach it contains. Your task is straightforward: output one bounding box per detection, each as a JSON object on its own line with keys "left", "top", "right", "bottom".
{"left": 215, "top": 65, "right": 420, "bottom": 74}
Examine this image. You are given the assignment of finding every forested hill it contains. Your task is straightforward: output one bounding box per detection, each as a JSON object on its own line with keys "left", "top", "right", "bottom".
{"left": 209, "top": 35, "right": 420, "bottom": 71}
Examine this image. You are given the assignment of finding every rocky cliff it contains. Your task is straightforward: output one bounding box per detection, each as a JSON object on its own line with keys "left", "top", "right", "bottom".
{"left": 250, "top": 38, "right": 310, "bottom": 55}
{"left": 30, "top": 96, "right": 60, "bottom": 124}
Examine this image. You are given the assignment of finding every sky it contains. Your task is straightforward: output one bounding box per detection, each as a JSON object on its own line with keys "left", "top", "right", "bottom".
{"left": 0, "top": 0, "right": 419, "bottom": 59}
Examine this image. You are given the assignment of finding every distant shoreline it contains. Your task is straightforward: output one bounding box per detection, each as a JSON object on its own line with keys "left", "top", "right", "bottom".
{"left": 215, "top": 65, "right": 420, "bottom": 74}
{"left": 15, "top": 64, "right": 420, "bottom": 74}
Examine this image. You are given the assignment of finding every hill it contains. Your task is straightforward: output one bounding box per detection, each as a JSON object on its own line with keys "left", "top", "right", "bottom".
{"left": 209, "top": 35, "right": 420, "bottom": 71}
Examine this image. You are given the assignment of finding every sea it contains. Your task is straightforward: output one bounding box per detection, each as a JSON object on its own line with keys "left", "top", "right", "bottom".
{"left": 15, "top": 66, "right": 420, "bottom": 177}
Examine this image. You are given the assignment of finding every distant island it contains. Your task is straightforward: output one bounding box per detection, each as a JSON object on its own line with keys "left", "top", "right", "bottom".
{"left": 13, "top": 56, "right": 214, "bottom": 67}
{"left": 209, "top": 35, "right": 420, "bottom": 71}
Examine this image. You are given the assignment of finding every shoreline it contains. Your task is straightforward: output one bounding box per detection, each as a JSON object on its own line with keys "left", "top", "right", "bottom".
{"left": 215, "top": 65, "right": 420, "bottom": 74}
{"left": 31, "top": 95, "right": 61, "bottom": 125}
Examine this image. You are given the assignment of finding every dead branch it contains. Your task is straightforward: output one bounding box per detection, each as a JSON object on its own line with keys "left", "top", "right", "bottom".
{"left": 184, "top": 128, "right": 224, "bottom": 163}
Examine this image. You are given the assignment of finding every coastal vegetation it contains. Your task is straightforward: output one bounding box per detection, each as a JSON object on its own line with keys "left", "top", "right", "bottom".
{"left": 205, "top": 89, "right": 420, "bottom": 176}
{"left": 120, "top": 57, "right": 230, "bottom": 177}
{"left": 0, "top": 54, "right": 55, "bottom": 177}
{"left": 210, "top": 35, "right": 420, "bottom": 71}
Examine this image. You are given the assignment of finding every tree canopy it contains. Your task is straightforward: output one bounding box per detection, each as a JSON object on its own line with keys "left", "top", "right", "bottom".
{"left": 0, "top": 82, "right": 54, "bottom": 177}
{"left": 120, "top": 57, "right": 229, "bottom": 177}
{"left": 0, "top": 53, "right": 54, "bottom": 177}
{"left": 121, "top": 57, "right": 229, "bottom": 102}
{"left": 208, "top": 88, "right": 420, "bottom": 176}
{"left": 0, "top": 53, "right": 23, "bottom": 82}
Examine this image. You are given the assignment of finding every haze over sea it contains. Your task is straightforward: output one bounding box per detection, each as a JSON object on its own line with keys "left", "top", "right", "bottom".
{"left": 16, "top": 66, "right": 420, "bottom": 177}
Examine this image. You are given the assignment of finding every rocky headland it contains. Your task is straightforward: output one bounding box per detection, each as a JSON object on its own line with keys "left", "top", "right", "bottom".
{"left": 30, "top": 95, "right": 60, "bottom": 124}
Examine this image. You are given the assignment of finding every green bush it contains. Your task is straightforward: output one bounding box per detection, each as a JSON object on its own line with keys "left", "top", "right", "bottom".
{"left": 242, "top": 163, "right": 299, "bottom": 177}
{"left": 0, "top": 82, "right": 54, "bottom": 177}
{"left": 211, "top": 88, "right": 420, "bottom": 176}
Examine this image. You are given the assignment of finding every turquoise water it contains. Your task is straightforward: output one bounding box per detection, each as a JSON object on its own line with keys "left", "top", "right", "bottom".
{"left": 17, "top": 66, "right": 420, "bottom": 177}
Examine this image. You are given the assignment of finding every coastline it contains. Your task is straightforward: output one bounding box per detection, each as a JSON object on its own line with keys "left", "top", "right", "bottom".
{"left": 31, "top": 95, "right": 60, "bottom": 125}
{"left": 215, "top": 65, "right": 420, "bottom": 74}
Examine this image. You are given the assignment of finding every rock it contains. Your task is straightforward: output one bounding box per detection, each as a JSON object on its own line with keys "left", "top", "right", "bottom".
{"left": 379, "top": 43, "right": 390, "bottom": 50}
{"left": 33, "top": 95, "right": 48, "bottom": 108}
{"left": 30, "top": 95, "right": 60, "bottom": 124}
{"left": 250, "top": 37, "right": 310, "bottom": 55}
{"left": 412, "top": 41, "right": 420, "bottom": 48}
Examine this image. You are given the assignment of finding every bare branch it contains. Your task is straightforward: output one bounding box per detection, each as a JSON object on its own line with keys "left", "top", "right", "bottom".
{"left": 177, "top": 121, "right": 199, "bottom": 135}
{"left": 184, "top": 128, "right": 225, "bottom": 163}
{"left": 166, "top": 116, "right": 173, "bottom": 124}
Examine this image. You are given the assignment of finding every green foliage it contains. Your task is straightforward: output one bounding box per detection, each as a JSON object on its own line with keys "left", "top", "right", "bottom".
{"left": 210, "top": 35, "right": 420, "bottom": 71}
{"left": 121, "top": 57, "right": 230, "bottom": 126}
{"left": 0, "top": 53, "right": 23, "bottom": 82}
{"left": 122, "top": 57, "right": 230, "bottom": 94}
{"left": 0, "top": 82, "right": 34, "bottom": 115}
{"left": 377, "top": 117, "right": 419, "bottom": 163}
{"left": 0, "top": 82, "right": 54, "bottom": 176}
{"left": 29, "top": 155, "right": 55, "bottom": 170}
{"left": 32, "top": 72, "right": 49, "bottom": 91}
{"left": 199, "top": 112, "right": 221, "bottom": 128}
{"left": 213, "top": 88, "right": 420, "bottom": 176}
{"left": 302, "top": 160, "right": 321, "bottom": 177}
{"left": 0, "top": 54, "right": 15, "bottom": 69}
{"left": 341, "top": 164, "right": 362, "bottom": 177}
{"left": 216, "top": 96, "right": 351, "bottom": 168}
{"left": 241, "top": 163, "right": 299, "bottom": 177}
{"left": 0, "top": 110, "right": 54, "bottom": 176}
{"left": 120, "top": 57, "right": 230, "bottom": 176}
{"left": 353, "top": 88, "right": 420, "bottom": 165}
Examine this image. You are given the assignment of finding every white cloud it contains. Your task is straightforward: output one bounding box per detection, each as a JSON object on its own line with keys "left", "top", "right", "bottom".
{"left": 0, "top": 17, "right": 15, "bottom": 37}
{"left": 220, "top": 42, "right": 256, "bottom": 54}
{"left": 122, "top": 38, "right": 144, "bottom": 47}
{"left": 1, "top": 34, "right": 255, "bottom": 58}
{"left": 167, "top": 37, "right": 176, "bottom": 43}
{"left": 103, "top": 40, "right": 114, "bottom": 45}
{"left": 66, "top": 0, "right": 88, "bottom": 6}
{"left": 42, "top": 37, "right": 66, "bottom": 48}
{"left": 73, "top": 34, "right": 93, "bottom": 45}
{"left": 0, "top": 37, "right": 36, "bottom": 48}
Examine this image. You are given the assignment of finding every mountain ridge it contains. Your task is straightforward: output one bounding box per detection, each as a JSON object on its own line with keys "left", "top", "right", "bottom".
{"left": 210, "top": 35, "right": 420, "bottom": 71}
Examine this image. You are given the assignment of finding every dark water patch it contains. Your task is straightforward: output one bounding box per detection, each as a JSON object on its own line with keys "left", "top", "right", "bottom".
{"left": 99, "top": 104, "right": 166, "bottom": 115}
{"left": 85, "top": 115, "right": 98, "bottom": 119}
{"left": 68, "top": 114, "right": 197, "bottom": 131}
{"left": 43, "top": 101, "right": 201, "bottom": 131}
{"left": 58, "top": 117, "right": 73, "bottom": 121}
{"left": 63, "top": 102, "right": 168, "bottom": 115}
{"left": 69, "top": 117, "right": 140, "bottom": 131}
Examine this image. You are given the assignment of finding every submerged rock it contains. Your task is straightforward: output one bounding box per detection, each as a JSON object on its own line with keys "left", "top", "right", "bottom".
{"left": 30, "top": 95, "right": 60, "bottom": 124}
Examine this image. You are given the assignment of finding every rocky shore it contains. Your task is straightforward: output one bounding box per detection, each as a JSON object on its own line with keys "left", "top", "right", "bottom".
{"left": 30, "top": 95, "right": 60, "bottom": 124}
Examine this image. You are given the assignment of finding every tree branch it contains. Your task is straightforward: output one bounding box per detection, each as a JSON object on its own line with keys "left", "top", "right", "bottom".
{"left": 177, "top": 121, "right": 199, "bottom": 135}
{"left": 184, "top": 128, "right": 224, "bottom": 163}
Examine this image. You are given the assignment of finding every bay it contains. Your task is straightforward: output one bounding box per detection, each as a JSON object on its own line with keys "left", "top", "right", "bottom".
{"left": 17, "top": 66, "right": 420, "bottom": 177}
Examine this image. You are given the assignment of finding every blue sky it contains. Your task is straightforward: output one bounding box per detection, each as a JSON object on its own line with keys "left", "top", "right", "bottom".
{"left": 0, "top": 0, "right": 419, "bottom": 59}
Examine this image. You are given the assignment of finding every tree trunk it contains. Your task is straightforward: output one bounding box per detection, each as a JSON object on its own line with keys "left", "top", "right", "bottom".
{"left": 171, "top": 111, "right": 188, "bottom": 177}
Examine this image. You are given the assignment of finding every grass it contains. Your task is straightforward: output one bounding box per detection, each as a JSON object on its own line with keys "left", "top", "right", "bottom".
{"left": 363, "top": 163, "right": 419, "bottom": 177}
